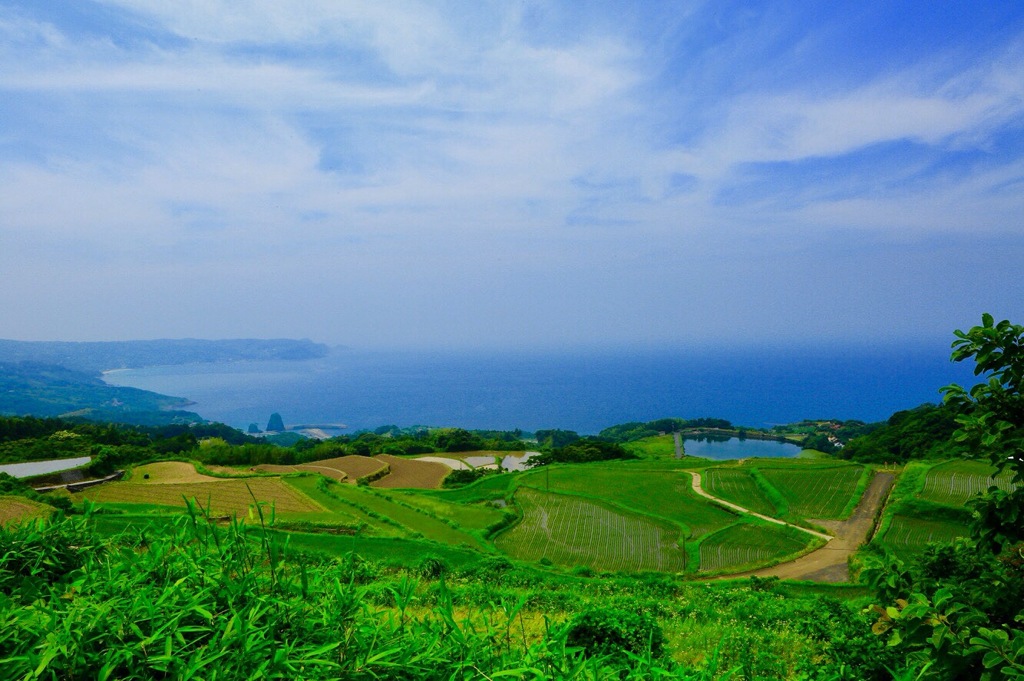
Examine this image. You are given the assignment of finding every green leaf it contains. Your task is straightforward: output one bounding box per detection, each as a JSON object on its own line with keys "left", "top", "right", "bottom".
{"left": 982, "top": 651, "right": 1003, "bottom": 669}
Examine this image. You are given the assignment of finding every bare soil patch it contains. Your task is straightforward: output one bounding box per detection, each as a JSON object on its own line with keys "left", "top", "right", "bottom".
{"left": 371, "top": 455, "right": 449, "bottom": 489}
{"left": 78, "top": 477, "right": 326, "bottom": 516}
{"left": 200, "top": 465, "right": 264, "bottom": 478}
{"left": 0, "top": 495, "right": 53, "bottom": 526}
{"left": 255, "top": 455, "right": 387, "bottom": 483}
{"left": 133, "top": 461, "right": 221, "bottom": 484}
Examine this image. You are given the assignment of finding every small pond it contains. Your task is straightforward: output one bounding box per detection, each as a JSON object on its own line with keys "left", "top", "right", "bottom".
{"left": 682, "top": 437, "right": 800, "bottom": 460}
{"left": 0, "top": 456, "right": 92, "bottom": 479}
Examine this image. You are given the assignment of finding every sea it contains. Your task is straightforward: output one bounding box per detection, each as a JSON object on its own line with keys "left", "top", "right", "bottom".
{"left": 101, "top": 342, "right": 978, "bottom": 436}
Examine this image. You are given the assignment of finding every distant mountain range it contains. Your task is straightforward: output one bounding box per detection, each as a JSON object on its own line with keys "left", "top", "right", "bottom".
{"left": 0, "top": 338, "right": 331, "bottom": 426}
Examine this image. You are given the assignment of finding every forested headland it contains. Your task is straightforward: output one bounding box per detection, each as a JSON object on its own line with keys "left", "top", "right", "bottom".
{"left": 0, "top": 338, "right": 331, "bottom": 427}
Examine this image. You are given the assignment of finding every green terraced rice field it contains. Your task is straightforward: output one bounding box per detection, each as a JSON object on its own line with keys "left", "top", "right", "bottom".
{"left": 621, "top": 435, "right": 676, "bottom": 458}
{"left": 382, "top": 490, "right": 505, "bottom": 531}
{"left": 519, "top": 466, "right": 735, "bottom": 538}
{"left": 698, "top": 521, "right": 810, "bottom": 572}
{"left": 283, "top": 477, "right": 399, "bottom": 533}
{"left": 325, "top": 483, "right": 484, "bottom": 548}
{"left": 428, "top": 474, "right": 518, "bottom": 504}
{"left": 495, "top": 488, "right": 686, "bottom": 572}
{"left": 702, "top": 468, "right": 778, "bottom": 516}
{"left": 919, "top": 460, "right": 1021, "bottom": 506}
{"left": 879, "top": 514, "right": 970, "bottom": 555}
{"left": 759, "top": 465, "right": 864, "bottom": 519}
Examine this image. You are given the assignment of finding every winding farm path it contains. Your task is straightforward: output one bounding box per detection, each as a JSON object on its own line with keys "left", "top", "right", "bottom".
{"left": 689, "top": 471, "right": 895, "bottom": 582}
{"left": 688, "top": 472, "right": 833, "bottom": 541}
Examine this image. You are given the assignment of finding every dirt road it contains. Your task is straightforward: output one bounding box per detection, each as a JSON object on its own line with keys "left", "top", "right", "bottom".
{"left": 737, "top": 472, "right": 895, "bottom": 582}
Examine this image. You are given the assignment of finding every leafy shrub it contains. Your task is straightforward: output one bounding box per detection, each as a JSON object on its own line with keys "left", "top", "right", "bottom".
{"left": 565, "top": 606, "right": 664, "bottom": 658}
{"left": 842, "top": 403, "right": 962, "bottom": 463}
{"left": 748, "top": 575, "right": 779, "bottom": 592}
{"left": 530, "top": 438, "right": 636, "bottom": 466}
{"left": 418, "top": 554, "right": 449, "bottom": 579}
{"left": 480, "top": 556, "right": 514, "bottom": 573}
{"left": 333, "top": 553, "right": 381, "bottom": 585}
{"left": 442, "top": 468, "right": 486, "bottom": 487}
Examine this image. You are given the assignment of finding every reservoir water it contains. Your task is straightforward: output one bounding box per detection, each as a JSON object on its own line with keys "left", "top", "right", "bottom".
{"left": 682, "top": 437, "right": 801, "bottom": 460}
{"left": 0, "top": 456, "right": 92, "bottom": 479}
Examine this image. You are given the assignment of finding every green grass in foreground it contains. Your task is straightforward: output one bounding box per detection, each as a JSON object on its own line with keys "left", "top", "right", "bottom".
{"left": 265, "top": 530, "right": 489, "bottom": 568}
{"left": 89, "top": 513, "right": 182, "bottom": 536}
{"left": 0, "top": 512, "right": 900, "bottom": 679}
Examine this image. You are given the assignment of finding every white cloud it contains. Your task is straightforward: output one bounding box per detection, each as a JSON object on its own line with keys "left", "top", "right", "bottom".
{"left": 0, "top": 2, "right": 649, "bottom": 256}
{"left": 682, "top": 42, "right": 1024, "bottom": 178}
{"left": 2, "top": 2, "right": 1023, "bottom": 346}
{"left": 97, "top": 0, "right": 480, "bottom": 78}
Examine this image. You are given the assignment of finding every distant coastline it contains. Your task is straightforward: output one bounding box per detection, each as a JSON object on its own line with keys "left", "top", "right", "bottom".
{"left": 0, "top": 338, "right": 330, "bottom": 374}
{"left": 0, "top": 339, "right": 330, "bottom": 427}
{"left": 101, "top": 344, "right": 977, "bottom": 435}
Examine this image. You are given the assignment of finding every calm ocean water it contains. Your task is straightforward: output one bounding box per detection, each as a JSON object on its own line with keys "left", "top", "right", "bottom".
{"left": 103, "top": 344, "right": 976, "bottom": 435}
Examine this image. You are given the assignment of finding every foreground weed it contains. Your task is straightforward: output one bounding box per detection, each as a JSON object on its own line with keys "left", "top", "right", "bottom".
{"left": 1, "top": 512, "right": 740, "bottom": 679}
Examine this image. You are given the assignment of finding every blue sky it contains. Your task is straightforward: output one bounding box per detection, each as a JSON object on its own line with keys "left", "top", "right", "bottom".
{"left": 1, "top": 1, "right": 1022, "bottom": 350}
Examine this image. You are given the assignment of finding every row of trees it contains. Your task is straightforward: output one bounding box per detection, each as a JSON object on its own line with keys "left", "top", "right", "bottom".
{"left": 838, "top": 404, "right": 962, "bottom": 462}
{"left": 597, "top": 417, "right": 733, "bottom": 443}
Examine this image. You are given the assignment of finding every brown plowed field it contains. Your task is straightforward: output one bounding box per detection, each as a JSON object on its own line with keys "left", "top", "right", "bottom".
{"left": 201, "top": 464, "right": 265, "bottom": 478}
{"left": 133, "top": 461, "right": 221, "bottom": 484}
{"left": 77, "top": 477, "right": 325, "bottom": 517}
{"left": 255, "top": 455, "right": 387, "bottom": 483}
{"left": 371, "top": 455, "right": 449, "bottom": 489}
{"left": 0, "top": 496, "right": 53, "bottom": 526}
